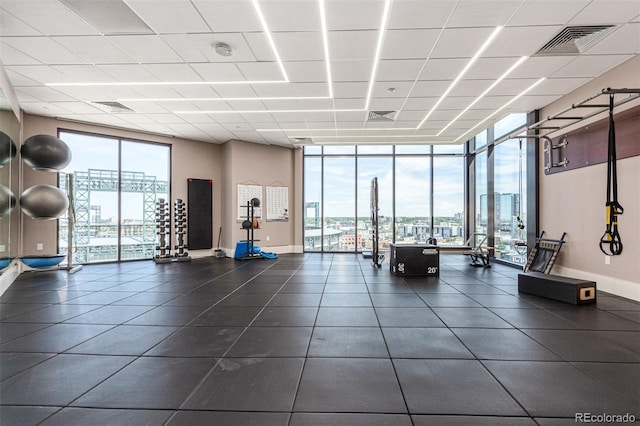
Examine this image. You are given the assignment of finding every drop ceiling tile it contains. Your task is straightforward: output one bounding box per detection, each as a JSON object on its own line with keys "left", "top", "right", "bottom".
{"left": 303, "top": 111, "right": 335, "bottom": 122}
{"left": 525, "top": 77, "right": 589, "bottom": 96}
{"left": 189, "top": 99, "right": 233, "bottom": 111}
{"left": 381, "top": 29, "right": 440, "bottom": 60}
{"left": 282, "top": 61, "right": 327, "bottom": 83}
{"left": 97, "top": 64, "right": 160, "bottom": 82}
{"left": 483, "top": 26, "right": 564, "bottom": 57}
{"left": 584, "top": 23, "right": 640, "bottom": 55}
{"left": 334, "top": 111, "right": 366, "bottom": 122}
{"left": 472, "top": 95, "right": 518, "bottom": 110}
{"left": 78, "top": 114, "right": 131, "bottom": 126}
{"left": 419, "top": 119, "right": 451, "bottom": 130}
{"left": 274, "top": 122, "right": 308, "bottom": 129}
{"left": 402, "top": 97, "right": 438, "bottom": 111}
{"left": 136, "top": 122, "right": 176, "bottom": 134}
{"left": 271, "top": 32, "right": 324, "bottom": 61}
{"left": 128, "top": 86, "right": 183, "bottom": 99}
{"left": 376, "top": 59, "right": 425, "bottom": 81}
{"left": 325, "top": 0, "right": 385, "bottom": 31}
{"left": 227, "top": 100, "right": 267, "bottom": 111}
{"left": 162, "top": 33, "right": 257, "bottom": 63}
{"left": 213, "top": 85, "right": 259, "bottom": 98}
{"left": 243, "top": 32, "right": 277, "bottom": 62}
{"left": 388, "top": 1, "right": 456, "bottom": 29}
{"left": 411, "top": 79, "right": 452, "bottom": 96}
{"left": 270, "top": 111, "right": 306, "bottom": 122}
{"left": 172, "top": 85, "right": 220, "bottom": 99}
{"left": 51, "top": 65, "right": 119, "bottom": 83}
{"left": 237, "top": 62, "right": 284, "bottom": 81}
{"left": 118, "top": 113, "right": 158, "bottom": 125}
{"left": 463, "top": 57, "right": 525, "bottom": 80}
{"left": 149, "top": 114, "right": 186, "bottom": 124}
{"left": 507, "top": 94, "right": 562, "bottom": 111}
{"left": 126, "top": 0, "right": 210, "bottom": 33}
{"left": 507, "top": 0, "right": 590, "bottom": 26}
{"left": 190, "top": 63, "right": 246, "bottom": 82}
{"left": 569, "top": 0, "right": 640, "bottom": 25}
{"left": 395, "top": 110, "right": 427, "bottom": 121}
{"left": 192, "top": 0, "right": 261, "bottom": 32}
{"left": 106, "top": 35, "right": 184, "bottom": 63}
{"left": 191, "top": 122, "right": 224, "bottom": 132}
{"left": 485, "top": 78, "right": 542, "bottom": 96}
{"left": 15, "top": 86, "right": 76, "bottom": 102}
{"left": 332, "top": 60, "right": 373, "bottom": 82}
{"left": 252, "top": 123, "right": 280, "bottom": 130}
{"left": 0, "top": 43, "right": 42, "bottom": 65}
{"left": 370, "top": 81, "right": 414, "bottom": 98}
{"left": 438, "top": 96, "right": 479, "bottom": 110}
{"left": 252, "top": 83, "right": 296, "bottom": 97}
{"left": 261, "top": 99, "right": 300, "bottom": 110}
{"left": 54, "top": 101, "right": 104, "bottom": 114}
{"left": 291, "top": 82, "right": 329, "bottom": 97}
{"left": 140, "top": 64, "right": 203, "bottom": 83}
{"left": 551, "top": 54, "right": 632, "bottom": 78}
{"left": 429, "top": 109, "right": 459, "bottom": 121}
{"left": 0, "top": 9, "right": 40, "bottom": 36}
{"left": 235, "top": 114, "right": 275, "bottom": 124}
{"left": 223, "top": 122, "right": 255, "bottom": 132}
{"left": 329, "top": 30, "right": 378, "bottom": 61}
{"left": 334, "top": 98, "right": 365, "bottom": 109}
{"left": 0, "top": 0, "right": 99, "bottom": 35}
{"left": 1, "top": 37, "right": 88, "bottom": 65}
{"left": 508, "top": 56, "right": 576, "bottom": 79}
{"left": 368, "top": 97, "right": 405, "bottom": 110}
{"left": 448, "top": 0, "right": 524, "bottom": 27}
{"left": 418, "top": 58, "right": 467, "bottom": 80}
{"left": 200, "top": 112, "right": 246, "bottom": 123}
{"left": 4, "top": 68, "right": 42, "bottom": 86}
{"left": 298, "top": 99, "right": 335, "bottom": 109}
{"left": 448, "top": 79, "right": 492, "bottom": 97}
{"left": 20, "top": 101, "right": 74, "bottom": 116}
{"left": 260, "top": 0, "right": 320, "bottom": 31}
{"left": 333, "top": 82, "right": 369, "bottom": 98}
{"left": 118, "top": 101, "right": 169, "bottom": 114}
{"left": 430, "top": 27, "right": 499, "bottom": 59}
{"left": 52, "top": 36, "right": 135, "bottom": 64}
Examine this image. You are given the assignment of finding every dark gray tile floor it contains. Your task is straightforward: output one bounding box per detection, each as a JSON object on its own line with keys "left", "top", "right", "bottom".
{"left": 1, "top": 253, "right": 639, "bottom": 425}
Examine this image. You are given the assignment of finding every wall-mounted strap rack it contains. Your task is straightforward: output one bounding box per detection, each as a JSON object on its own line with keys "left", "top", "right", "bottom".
{"left": 509, "top": 87, "right": 640, "bottom": 173}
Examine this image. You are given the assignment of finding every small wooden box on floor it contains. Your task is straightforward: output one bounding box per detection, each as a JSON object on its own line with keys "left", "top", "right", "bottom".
{"left": 518, "top": 272, "right": 597, "bottom": 305}
{"left": 390, "top": 244, "right": 439, "bottom": 277}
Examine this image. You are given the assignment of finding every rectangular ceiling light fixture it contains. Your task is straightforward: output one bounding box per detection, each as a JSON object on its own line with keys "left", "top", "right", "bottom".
{"left": 364, "top": 0, "right": 392, "bottom": 111}
{"left": 60, "top": 0, "right": 153, "bottom": 34}
{"left": 454, "top": 77, "right": 546, "bottom": 143}
{"left": 417, "top": 26, "right": 503, "bottom": 129}
{"left": 47, "top": 80, "right": 289, "bottom": 87}
{"left": 118, "top": 96, "right": 331, "bottom": 102}
{"left": 319, "top": 0, "right": 334, "bottom": 98}
{"left": 437, "top": 55, "right": 528, "bottom": 135}
{"left": 174, "top": 108, "right": 364, "bottom": 114}
{"left": 252, "top": 0, "right": 289, "bottom": 82}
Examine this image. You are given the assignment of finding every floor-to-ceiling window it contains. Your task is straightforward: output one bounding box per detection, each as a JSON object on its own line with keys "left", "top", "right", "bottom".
{"left": 303, "top": 144, "right": 466, "bottom": 253}
{"left": 58, "top": 130, "right": 170, "bottom": 264}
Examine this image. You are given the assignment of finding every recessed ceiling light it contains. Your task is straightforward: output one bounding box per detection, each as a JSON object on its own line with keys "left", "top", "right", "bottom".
{"left": 387, "top": 88, "right": 397, "bottom": 93}
{"left": 214, "top": 42, "right": 233, "bottom": 57}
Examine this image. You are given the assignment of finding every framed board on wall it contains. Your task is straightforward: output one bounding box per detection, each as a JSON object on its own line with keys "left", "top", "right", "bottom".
{"left": 237, "top": 184, "right": 262, "bottom": 221}
{"left": 187, "top": 178, "right": 212, "bottom": 249}
{"left": 266, "top": 186, "right": 289, "bottom": 221}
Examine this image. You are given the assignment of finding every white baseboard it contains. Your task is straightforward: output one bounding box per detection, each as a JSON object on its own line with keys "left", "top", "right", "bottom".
{"left": 0, "top": 260, "right": 21, "bottom": 297}
{"left": 552, "top": 265, "right": 640, "bottom": 302}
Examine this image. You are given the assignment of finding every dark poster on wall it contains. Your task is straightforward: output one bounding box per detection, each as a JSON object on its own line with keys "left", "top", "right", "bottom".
{"left": 187, "top": 178, "right": 212, "bottom": 250}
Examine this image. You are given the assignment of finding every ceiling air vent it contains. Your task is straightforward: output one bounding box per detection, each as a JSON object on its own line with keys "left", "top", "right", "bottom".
{"left": 91, "top": 101, "right": 135, "bottom": 113}
{"left": 534, "top": 25, "right": 616, "bottom": 56}
{"left": 367, "top": 110, "right": 396, "bottom": 122}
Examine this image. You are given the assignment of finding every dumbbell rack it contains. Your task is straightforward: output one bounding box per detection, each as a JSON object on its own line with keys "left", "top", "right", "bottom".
{"left": 173, "top": 199, "right": 190, "bottom": 259}
{"left": 238, "top": 201, "right": 262, "bottom": 260}
{"left": 154, "top": 198, "right": 191, "bottom": 264}
{"left": 154, "top": 198, "right": 171, "bottom": 262}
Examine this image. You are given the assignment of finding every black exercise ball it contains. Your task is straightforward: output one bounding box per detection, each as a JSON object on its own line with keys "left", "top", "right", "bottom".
{"left": 251, "top": 197, "right": 260, "bottom": 207}
{"left": 21, "top": 134, "right": 72, "bottom": 172}
{"left": 0, "top": 131, "right": 17, "bottom": 167}
{"left": 20, "top": 185, "right": 69, "bottom": 220}
{"left": 0, "top": 184, "right": 16, "bottom": 217}
{"left": 242, "top": 219, "right": 253, "bottom": 229}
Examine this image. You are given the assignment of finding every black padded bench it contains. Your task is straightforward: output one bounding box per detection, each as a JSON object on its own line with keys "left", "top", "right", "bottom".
{"left": 518, "top": 272, "right": 597, "bottom": 305}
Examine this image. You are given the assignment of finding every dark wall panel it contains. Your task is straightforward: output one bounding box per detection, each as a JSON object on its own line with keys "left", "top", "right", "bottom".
{"left": 187, "top": 178, "right": 212, "bottom": 250}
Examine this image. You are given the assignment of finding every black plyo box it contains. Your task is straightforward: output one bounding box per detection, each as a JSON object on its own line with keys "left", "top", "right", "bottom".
{"left": 390, "top": 244, "right": 439, "bottom": 276}
{"left": 518, "top": 272, "right": 597, "bottom": 305}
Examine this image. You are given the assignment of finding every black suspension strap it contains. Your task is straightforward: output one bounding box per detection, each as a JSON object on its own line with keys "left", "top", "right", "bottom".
{"left": 599, "top": 94, "right": 623, "bottom": 256}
